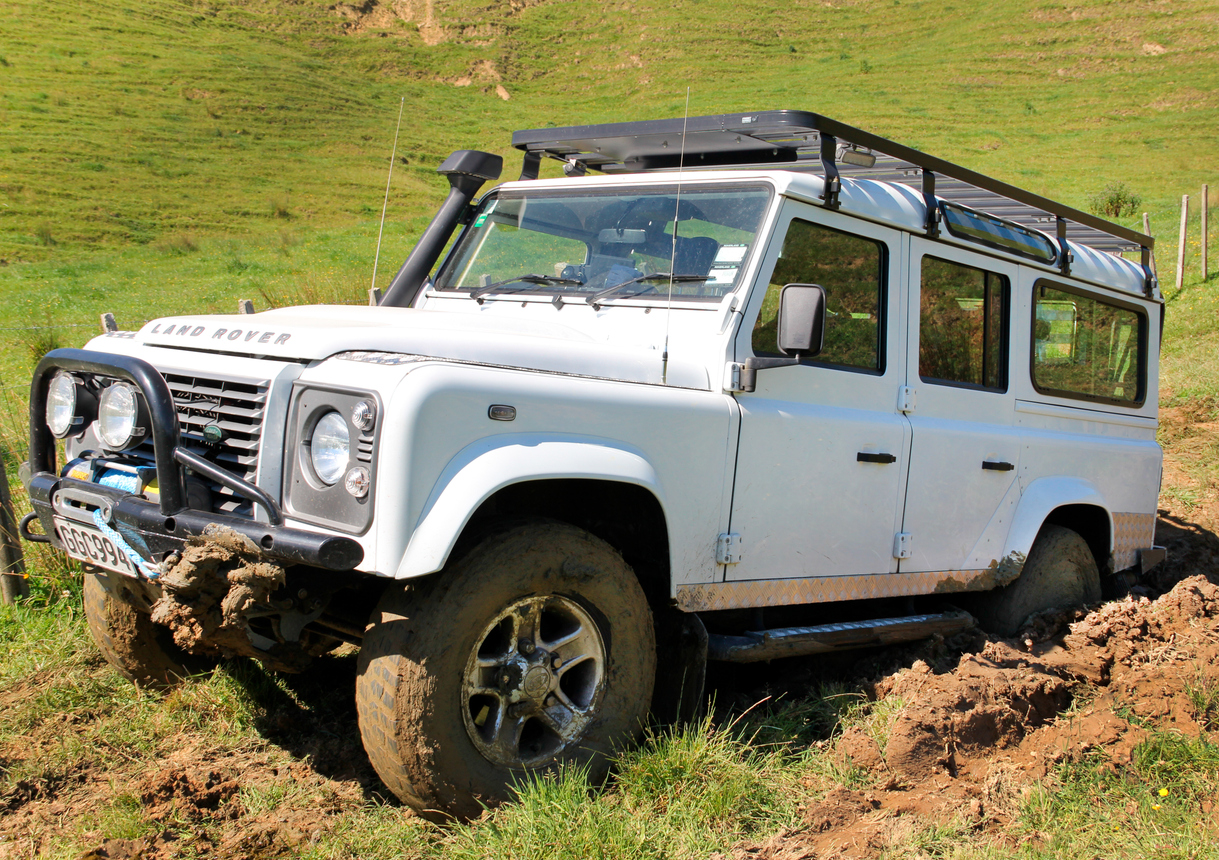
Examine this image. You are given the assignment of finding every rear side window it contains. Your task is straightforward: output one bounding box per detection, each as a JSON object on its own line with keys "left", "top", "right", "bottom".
{"left": 1032, "top": 283, "right": 1145, "bottom": 406}
{"left": 752, "top": 218, "right": 886, "bottom": 371}
{"left": 919, "top": 257, "right": 1008, "bottom": 391}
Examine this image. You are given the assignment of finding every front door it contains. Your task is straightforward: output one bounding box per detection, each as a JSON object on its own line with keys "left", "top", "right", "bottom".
{"left": 727, "top": 203, "right": 909, "bottom": 581}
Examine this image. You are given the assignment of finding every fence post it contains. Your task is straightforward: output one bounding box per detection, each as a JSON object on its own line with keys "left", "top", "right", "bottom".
{"left": 1143, "top": 212, "right": 1157, "bottom": 278}
{"left": 1203, "top": 184, "right": 1209, "bottom": 281}
{"left": 0, "top": 459, "right": 28, "bottom": 605}
{"left": 1177, "top": 194, "right": 1189, "bottom": 293}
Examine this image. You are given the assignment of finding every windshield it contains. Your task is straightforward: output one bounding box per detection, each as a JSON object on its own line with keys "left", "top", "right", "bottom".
{"left": 434, "top": 184, "right": 772, "bottom": 303}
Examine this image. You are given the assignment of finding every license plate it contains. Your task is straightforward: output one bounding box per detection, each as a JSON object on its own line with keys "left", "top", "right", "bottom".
{"left": 53, "top": 516, "right": 140, "bottom": 578}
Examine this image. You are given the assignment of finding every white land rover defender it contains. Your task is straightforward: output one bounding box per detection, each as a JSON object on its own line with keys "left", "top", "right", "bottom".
{"left": 23, "top": 110, "right": 1164, "bottom": 817}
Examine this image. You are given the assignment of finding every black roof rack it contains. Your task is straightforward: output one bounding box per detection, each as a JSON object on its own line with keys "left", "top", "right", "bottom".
{"left": 511, "top": 110, "right": 1152, "bottom": 261}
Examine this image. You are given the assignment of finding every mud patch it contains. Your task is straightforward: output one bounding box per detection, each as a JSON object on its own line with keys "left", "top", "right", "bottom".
{"left": 730, "top": 573, "right": 1219, "bottom": 858}
{"left": 138, "top": 764, "right": 240, "bottom": 821}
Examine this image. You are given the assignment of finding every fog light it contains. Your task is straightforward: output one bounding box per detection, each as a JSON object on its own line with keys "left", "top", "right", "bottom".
{"left": 46, "top": 372, "right": 78, "bottom": 438}
{"left": 97, "top": 382, "right": 144, "bottom": 450}
{"left": 344, "top": 465, "right": 371, "bottom": 498}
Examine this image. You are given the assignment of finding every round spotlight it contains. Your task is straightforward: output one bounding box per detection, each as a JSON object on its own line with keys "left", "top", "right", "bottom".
{"left": 310, "top": 411, "right": 350, "bottom": 485}
{"left": 46, "top": 372, "right": 78, "bottom": 438}
{"left": 97, "top": 382, "right": 144, "bottom": 450}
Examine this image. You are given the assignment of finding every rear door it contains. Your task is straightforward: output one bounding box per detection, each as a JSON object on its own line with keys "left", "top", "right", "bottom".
{"left": 900, "top": 238, "right": 1022, "bottom": 573}
{"left": 727, "top": 202, "right": 910, "bottom": 581}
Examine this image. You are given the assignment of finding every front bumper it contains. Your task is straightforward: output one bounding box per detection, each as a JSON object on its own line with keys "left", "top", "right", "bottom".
{"left": 26, "top": 348, "right": 363, "bottom": 573}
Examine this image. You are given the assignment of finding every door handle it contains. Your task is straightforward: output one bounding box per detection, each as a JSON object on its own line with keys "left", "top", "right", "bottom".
{"left": 982, "top": 460, "right": 1015, "bottom": 471}
{"left": 857, "top": 452, "right": 897, "bottom": 464}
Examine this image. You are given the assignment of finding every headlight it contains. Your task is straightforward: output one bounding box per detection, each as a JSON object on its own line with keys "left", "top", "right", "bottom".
{"left": 97, "top": 382, "right": 144, "bottom": 450}
{"left": 310, "top": 411, "right": 350, "bottom": 485}
{"left": 46, "top": 372, "right": 78, "bottom": 438}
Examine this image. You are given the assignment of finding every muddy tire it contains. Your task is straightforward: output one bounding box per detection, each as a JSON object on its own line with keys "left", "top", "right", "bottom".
{"left": 355, "top": 522, "right": 656, "bottom": 819}
{"left": 973, "top": 525, "right": 1102, "bottom": 636}
{"left": 83, "top": 573, "right": 212, "bottom": 689}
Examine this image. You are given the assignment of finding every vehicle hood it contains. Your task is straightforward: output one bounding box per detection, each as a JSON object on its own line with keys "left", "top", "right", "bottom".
{"left": 131, "top": 305, "right": 710, "bottom": 389}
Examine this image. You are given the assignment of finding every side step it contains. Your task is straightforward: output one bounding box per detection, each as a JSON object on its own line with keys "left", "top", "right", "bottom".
{"left": 707, "top": 611, "right": 975, "bottom": 663}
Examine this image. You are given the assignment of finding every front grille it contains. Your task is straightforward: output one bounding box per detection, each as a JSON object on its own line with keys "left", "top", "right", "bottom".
{"left": 135, "top": 371, "right": 270, "bottom": 517}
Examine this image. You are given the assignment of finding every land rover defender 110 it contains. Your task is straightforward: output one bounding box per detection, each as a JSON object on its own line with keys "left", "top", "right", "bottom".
{"left": 23, "top": 110, "right": 1164, "bottom": 817}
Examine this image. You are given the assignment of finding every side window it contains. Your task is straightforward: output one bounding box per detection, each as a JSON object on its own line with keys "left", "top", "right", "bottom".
{"left": 752, "top": 219, "right": 885, "bottom": 371}
{"left": 919, "top": 257, "right": 1008, "bottom": 391}
{"left": 1032, "top": 283, "right": 1145, "bottom": 406}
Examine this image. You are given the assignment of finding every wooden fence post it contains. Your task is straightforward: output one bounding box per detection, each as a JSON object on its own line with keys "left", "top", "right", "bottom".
{"left": 1203, "top": 184, "right": 1209, "bottom": 281}
{"left": 1177, "top": 194, "right": 1189, "bottom": 293}
{"left": 0, "top": 459, "right": 29, "bottom": 605}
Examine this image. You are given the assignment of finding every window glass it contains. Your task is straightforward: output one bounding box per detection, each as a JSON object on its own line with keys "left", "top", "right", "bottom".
{"left": 752, "top": 219, "right": 884, "bottom": 371}
{"left": 919, "top": 257, "right": 1008, "bottom": 390}
{"left": 940, "top": 202, "right": 1057, "bottom": 263}
{"left": 436, "top": 185, "right": 771, "bottom": 302}
{"left": 1032, "top": 284, "right": 1144, "bottom": 405}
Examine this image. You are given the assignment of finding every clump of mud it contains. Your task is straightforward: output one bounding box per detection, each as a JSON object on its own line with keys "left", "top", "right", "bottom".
{"left": 148, "top": 525, "right": 302, "bottom": 669}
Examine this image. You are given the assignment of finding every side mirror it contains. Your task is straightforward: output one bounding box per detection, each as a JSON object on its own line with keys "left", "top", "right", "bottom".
{"left": 740, "top": 283, "right": 826, "bottom": 392}
{"left": 777, "top": 283, "right": 825, "bottom": 358}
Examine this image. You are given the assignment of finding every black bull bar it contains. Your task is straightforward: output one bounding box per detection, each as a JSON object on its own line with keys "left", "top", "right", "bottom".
{"left": 26, "top": 348, "right": 363, "bottom": 572}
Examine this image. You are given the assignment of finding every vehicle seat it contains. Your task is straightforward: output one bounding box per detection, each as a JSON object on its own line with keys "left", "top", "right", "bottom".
{"left": 674, "top": 236, "right": 719, "bottom": 276}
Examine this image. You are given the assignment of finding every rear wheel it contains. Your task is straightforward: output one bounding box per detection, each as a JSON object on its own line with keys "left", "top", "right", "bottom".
{"left": 973, "top": 524, "right": 1102, "bottom": 636}
{"left": 356, "top": 522, "right": 656, "bottom": 819}
{"left": 83, "top": 573, "right": 213, "bottom": 688}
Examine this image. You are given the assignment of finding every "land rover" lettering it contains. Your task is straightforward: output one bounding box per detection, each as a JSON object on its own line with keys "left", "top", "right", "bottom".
{"left": 148, "top": 322, "right": 291, "bottom": 345}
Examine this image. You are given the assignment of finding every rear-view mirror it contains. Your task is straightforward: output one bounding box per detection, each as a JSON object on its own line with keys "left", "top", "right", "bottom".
{"left": 598, "top": 228, "right": 648, "bottom": 245}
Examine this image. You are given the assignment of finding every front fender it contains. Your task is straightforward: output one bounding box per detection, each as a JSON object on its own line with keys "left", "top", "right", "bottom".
{"left": 1002, "top": 475, "right": 1107, "bottom": 563}
{"left": 394, "top": 434, "right": 665, "bottom": 578}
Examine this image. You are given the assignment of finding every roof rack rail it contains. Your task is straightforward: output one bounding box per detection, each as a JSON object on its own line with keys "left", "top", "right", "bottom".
{"left": 511, "top": 110, "right": 1153, "bottom": 265}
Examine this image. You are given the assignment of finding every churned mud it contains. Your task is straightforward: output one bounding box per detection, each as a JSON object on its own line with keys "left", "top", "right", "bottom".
{"left": 723, "top": 573, "right": 1219, "bottom": 859}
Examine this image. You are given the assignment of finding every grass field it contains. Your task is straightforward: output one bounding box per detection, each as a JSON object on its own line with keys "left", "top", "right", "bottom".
{"left": 2, "top": 0, "right": 1219, "bottom": 856}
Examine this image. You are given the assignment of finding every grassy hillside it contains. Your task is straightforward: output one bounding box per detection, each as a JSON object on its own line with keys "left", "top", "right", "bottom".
{"left": 2, "top": 0, "right": 1217, "bottom": 261}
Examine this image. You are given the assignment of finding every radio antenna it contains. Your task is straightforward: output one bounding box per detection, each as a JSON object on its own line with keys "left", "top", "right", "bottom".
{"left": 661, "top": 87, "right": 690, "bottom": 385}
{"left": 370, "top": 96, "right": 405, "bottom": 301}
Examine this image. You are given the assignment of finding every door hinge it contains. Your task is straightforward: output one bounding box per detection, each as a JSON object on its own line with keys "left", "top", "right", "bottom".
{"left": 898, "top": 386, "right": 916, "bottom": 413}
{"left": 716, "top": 533, "right": 743, "bottom": 565}
{"left": 723, "top": 362, "right": 746, "bottom": 393}
{"left": 893, "top": 532, "right": 912, "bottom": 559}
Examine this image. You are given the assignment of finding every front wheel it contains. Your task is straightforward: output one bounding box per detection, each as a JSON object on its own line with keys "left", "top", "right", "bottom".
{"left": 355, "top": 522, "right": 656, "bottom": 819}
{"left": 83, "top": 573, "right": 213, "bottom": 688}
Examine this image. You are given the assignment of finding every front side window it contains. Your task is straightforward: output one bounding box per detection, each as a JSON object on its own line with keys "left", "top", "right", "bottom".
{"left": 1032, "top": 283, "right": 1145, "bottom": 406}
{"left": 919, "top": 257, "right": 1008, "bottom": 391}
{"left": 435, "top": 185, "right": 772, "bottom": 303}
{"left": 752, "top": 218, "right": 885, "bottom": 371}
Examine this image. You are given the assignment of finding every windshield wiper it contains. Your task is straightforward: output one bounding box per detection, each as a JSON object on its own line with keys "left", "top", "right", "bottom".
{"left": 586, "top": 273, "right": 709, "bottom": 308}
{"left": 470, "top": 274, "right": 584, "bottom": 302}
